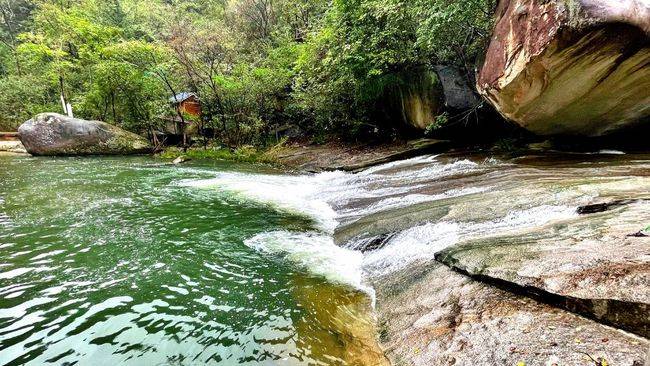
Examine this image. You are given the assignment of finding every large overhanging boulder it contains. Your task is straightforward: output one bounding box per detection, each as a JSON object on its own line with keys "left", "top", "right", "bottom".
{"left": 477, "top": 0, "right": 650, "bottom": 136}
{"left": 18, "top": 113, "right": 152, "bottom": 156}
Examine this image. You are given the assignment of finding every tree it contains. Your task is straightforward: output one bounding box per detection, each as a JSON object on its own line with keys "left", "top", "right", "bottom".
{"left": 0, "top": 0, "right": 34, "bottom": 76}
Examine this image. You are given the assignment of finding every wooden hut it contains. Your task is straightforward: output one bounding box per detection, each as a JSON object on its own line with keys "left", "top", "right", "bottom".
{"left": 170, "top": 92, "right": 201, "bottom": 117}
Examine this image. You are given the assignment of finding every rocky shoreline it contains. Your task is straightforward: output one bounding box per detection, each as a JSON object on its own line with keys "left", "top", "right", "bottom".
{"left": 274, "top": 148, "right": 650, "bottom": 366}
{"left": 3, "top": 129, "right": 648, "bottom": 364}
{"left": 0, "top": 140, "right": 27, "bottom": 155}
{"left": 268, "top": 139, "right": 453, "bottom": 173}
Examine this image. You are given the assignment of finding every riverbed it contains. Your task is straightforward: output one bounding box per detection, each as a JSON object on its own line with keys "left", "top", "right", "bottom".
{"left": 0, "top": 152, "right": 648, "bottom": 365}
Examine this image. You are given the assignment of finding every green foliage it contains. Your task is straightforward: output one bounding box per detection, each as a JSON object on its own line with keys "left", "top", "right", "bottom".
{"left": 292, "top": 0, "right": 495, "bottom": 137}
{"left": 412, "top": 0, "right": 496, "bottom": 64}
{"left": 0, "top": 0, "right": 496, "bottom": 146}
{"left": 425, "top": 112, "right": 449, "bottom": 135}
{"left": 158, "top": 146, "right": 277, "bottom": 164}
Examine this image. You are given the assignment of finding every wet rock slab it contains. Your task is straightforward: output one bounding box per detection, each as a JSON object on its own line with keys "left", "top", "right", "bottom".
{"left": 271, "top": 139, "right": 451, "bottom": 172}
{"left": 436, "top": 200, "right": 650, "bottom": 337}
{"left": 375, "top": 261, "right": 648, "bottom": 366}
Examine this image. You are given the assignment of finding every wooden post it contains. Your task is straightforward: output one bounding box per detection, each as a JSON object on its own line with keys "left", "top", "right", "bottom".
{"left": 59, "top": 76, "right": 73, "bottom": 117}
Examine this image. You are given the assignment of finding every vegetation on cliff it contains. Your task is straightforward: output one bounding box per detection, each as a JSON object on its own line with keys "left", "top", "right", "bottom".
{"left": 0, "top": 0, "right": 496, "bottom": 145}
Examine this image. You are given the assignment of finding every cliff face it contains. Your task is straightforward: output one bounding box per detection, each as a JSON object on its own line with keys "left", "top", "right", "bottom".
{"left": 383, "top": 68, "right": 479, "bottom": 131}
{"left": 393, "top": 72, "right": 443, "bottom": 130}
{"left": 477, "top": 0, "right": 650, "bottom": 136}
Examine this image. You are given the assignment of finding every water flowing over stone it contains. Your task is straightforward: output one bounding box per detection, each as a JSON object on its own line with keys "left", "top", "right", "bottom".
{"left": 186, "top": 152, "right": 649, "bottom": 364}
{"left": 2, "top": 151, "right": 649, "bottom": 365}
{"left": 477, "top": 0, "right": 650, "bottom": 136}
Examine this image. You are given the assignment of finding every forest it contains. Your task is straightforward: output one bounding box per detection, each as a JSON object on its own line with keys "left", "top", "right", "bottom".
{"left": 0, "top": 0, "right": 495, "bottom": 147}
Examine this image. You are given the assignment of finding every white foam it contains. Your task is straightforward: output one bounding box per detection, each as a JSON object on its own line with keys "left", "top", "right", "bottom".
{"left": 177, "top": 156, "right": 488, "bottom": 233}
{"left": 362, "top": 222, "right": 461, "bottom": 276}
{"left": 177, "top": 156, "right": 504, "bottom": 288}
{"left": 341, "top": 187, "right": 490, "bottom": 219}
{"left": 598, "top": 150, "right": 625, "bottom": 155}
{"left": 359, "top": 204, "right": 578, "bottom": 276}
{"left": 467, "top": 205, "right": 578, "bottom": 237}
{"left": 244, "top": 231, "right": 375, "bottom": 303}
{"left": 178, "top": 172, "right": 344, "bottom": 232}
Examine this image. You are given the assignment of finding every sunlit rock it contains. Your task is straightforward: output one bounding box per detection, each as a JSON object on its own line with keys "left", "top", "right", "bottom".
{"left": 477, "top": 0, "right": 650, "bottom": 136}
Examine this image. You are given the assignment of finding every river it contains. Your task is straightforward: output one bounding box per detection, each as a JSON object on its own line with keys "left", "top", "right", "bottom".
{"left": 0, "top": 152, "right": 648, "bottom": 365}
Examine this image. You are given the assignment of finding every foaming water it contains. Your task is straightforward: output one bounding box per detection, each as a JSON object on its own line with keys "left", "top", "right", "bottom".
{"left": 0, "top": 156, "right": 387, "bottom": 365}
{"left": 177, "top": 171, "right": 345, "bottom": 232}
{"left": 2, "top": 152, "right": 649, "bottom": 365}
{"left": 244, "top": 232, "right": 375, "bottom": 303}
{"left": 360, "top": 204, "right": 578, "bottom": 276}
{"left": 181, "top": 152, "right": 650, "bottom": 284}
{"left": 180, "top": 155, "right": 493, "bottom": 293}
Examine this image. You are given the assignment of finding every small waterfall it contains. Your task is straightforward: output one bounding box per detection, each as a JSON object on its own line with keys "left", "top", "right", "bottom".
{"left": 178, "top": 155, "right": 513, "bottom": 293}
{"left": 180, "top": 152, "right": 650, "bottom": 295}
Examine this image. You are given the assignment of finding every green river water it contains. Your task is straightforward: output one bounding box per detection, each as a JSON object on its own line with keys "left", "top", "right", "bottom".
{"left": 5, "top": 151, "right": 648, "bottom": 365}
{"left": 0, "top": 156, "right": 383, "bottom": 366}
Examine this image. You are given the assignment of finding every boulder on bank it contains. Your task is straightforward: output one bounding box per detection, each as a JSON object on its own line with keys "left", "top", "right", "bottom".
{"left": 18, "top": 113, "right": 152, "bottom": 156}
{"left": 477, "top": 0, "right": 650, "bottom": 136}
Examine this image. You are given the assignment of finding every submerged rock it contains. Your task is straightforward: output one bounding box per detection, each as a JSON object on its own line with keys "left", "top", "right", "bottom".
{"left": 18, "top": 113, "right": 152, "bottom": 156}
{"left": 375, "top": 261, "right": 648, "bottom": 366}
{"left": 477, "top": 0, "right": 650, "bottom": 136}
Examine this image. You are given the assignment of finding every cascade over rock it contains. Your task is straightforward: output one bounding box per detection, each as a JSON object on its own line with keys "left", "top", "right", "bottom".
{"left": 18, "top": 113, "right": 152, "bottom": 156}
{"left": 477, "top": 0, "right": 650, "bottom": 136}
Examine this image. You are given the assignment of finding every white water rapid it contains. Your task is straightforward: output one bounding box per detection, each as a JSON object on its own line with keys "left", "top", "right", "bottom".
{"left": 177, "top": 153, "right": 647, "bottom": 299}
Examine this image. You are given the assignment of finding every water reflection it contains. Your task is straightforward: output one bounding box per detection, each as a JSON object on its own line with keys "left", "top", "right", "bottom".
{"left": 0, "top": 156, "right": 381, "bottom": 365}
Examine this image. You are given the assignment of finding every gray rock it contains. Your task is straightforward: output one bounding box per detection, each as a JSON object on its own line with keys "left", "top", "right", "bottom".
{"left": 436, "top": 200, "right": 650, "bottom": 338}
{"left": 434, "top": 65, "right": 480, "bottom": 111}
{"left": 375, "top": 261, "right": 649, "bottom": 366}
{"left": 18, "top": 113, "right": 152, "bottom": 156}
